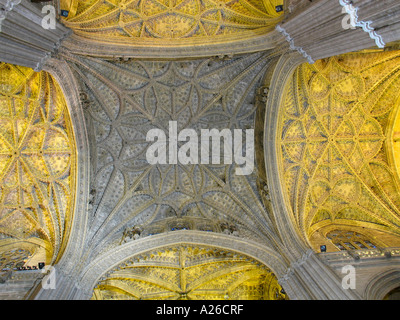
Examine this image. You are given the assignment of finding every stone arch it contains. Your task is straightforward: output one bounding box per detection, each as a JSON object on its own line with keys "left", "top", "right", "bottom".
{"left": 42, "top": 57, "right": 91, "bottom": 270}
{"left": 364, "top": 269, "right": 400, "bottom": 300}
{"left": 260, "top": 51, "right": 311, "bottom": 257}
{"left": 0, "top": 62, "right": 78, "bottom": 266}
{"left": 59, "top": 0, "right": 285, "bottom": 59}
{"left": 274, "top": 50, "right": 400, "bottom": 254}
{"left": 74, "top": 231, "right": 289, "bottom": 300}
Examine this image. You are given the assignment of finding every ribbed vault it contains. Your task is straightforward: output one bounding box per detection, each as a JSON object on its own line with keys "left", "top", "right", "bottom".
{"left": 278, "top": 50, "right": 400, "bottom": 251}
{"left": 61, "top": 0, "right": 283, "bottom": 42}
{"left": 0, "top": 62, "right": 77, "bottom": 266}
{"left": 61, "top": 50, "right": 281, "bottom": 263}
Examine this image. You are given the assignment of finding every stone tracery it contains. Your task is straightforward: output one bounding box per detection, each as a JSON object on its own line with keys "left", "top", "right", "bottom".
{"left": 1, "top": 0, "right": 400, "bottom": 301}
{"left": 62, "top": 0, "right": 284, "bottom": 41}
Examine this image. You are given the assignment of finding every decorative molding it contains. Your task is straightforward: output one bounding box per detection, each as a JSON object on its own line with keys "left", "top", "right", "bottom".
{"left": 262, "top": 52, "right": 311, "bottom": 256}
{"left": 60, "top": 30, "right": 282, "bottom": 60}
{"left": 364, "top": 269, "right": 400, "bottom": 300}
{"left": 320, "top": 247, "right": 400, "bottom": 264}
{"left": 275, "top": 25, "right": 315, "bottom": 64}
{"left": 279, "top": 249, "right": 313, "bottom": 283}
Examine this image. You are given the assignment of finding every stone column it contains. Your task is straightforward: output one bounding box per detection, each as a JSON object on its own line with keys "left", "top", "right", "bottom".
{"left": 349, "top": 0, "right": 400, "bottom": 45}
{"left": 276, "top": 0, "right": 400, "bottom": 63}
{"left": 0, "top": 0, "right": 71, "bottom": 70}
{"left": 279, "top": 250, "right": 362, "bottom": 300}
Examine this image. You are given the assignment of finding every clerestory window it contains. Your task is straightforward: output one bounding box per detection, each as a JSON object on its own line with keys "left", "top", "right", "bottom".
{"left": 326, "top": 230, "right": 378, "bottom": 251}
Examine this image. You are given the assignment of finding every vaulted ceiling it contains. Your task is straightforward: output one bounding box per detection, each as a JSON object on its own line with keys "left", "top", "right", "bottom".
{"left": 61, "top": 0, "right": 283, "bottom": 41}
{"left": 0, "top": 62, "right": 76, "bottom": 268}
{"left": 91, "top": 245, "right": 285, "bottom": 300}
{"left": 278, "top": 50, "right": 400, "bottom": 250}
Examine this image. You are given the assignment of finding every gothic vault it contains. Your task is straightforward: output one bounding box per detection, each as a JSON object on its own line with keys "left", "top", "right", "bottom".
{"left": 0, "top": 0, "right": 400, "bottom": 300}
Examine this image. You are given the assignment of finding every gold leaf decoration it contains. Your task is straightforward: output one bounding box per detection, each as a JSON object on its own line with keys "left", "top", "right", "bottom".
{"left": 61, "top": 0, "right": 283, "bottom": 41}
{"left": 278, "top": 51, "right": 400, "bottom": 248}
{"left": 0, "top": 63, "right": 76, "bottom": 265}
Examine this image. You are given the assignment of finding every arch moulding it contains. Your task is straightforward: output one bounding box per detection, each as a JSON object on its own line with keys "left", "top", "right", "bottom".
{"left": 55, "top": 231, "right": 289, "bottom": 300}
{"left": 42, "top": 57, "right": 91, "bottom": 269}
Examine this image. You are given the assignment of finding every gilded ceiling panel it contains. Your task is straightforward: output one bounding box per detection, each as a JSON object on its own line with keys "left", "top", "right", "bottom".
{"left": 61, "top": 0, "right": 283, "bottom": 42}
{"left": 278, "top": 51, "right": 400, "bottom": 244}
{"left": 91, "top": 245, "right": 286, "bottom": 300}
{"left": 0, "top": 63, "right": 76, "bottom": 265}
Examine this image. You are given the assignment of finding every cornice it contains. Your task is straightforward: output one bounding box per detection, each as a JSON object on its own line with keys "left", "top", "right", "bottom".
{"left": 76, "top": 231, "right": 289, "bottom": 300}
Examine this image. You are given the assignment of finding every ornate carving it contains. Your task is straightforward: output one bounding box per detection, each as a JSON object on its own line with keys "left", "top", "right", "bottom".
{"left": 256, "top": 86, "right": 269, "bottom": 103}
{"left": 63, "top": 0, "right": 283, "bottom": 42}
{"left": 120, "top": 225, "right": 142, "bottom": 244}
{"left": 339, "top": 0, "right": 385, "bottom": 49}
{"left": 119, "top": 214, "right": 244, "bottom": 242}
